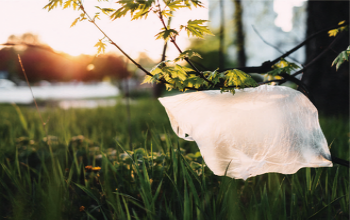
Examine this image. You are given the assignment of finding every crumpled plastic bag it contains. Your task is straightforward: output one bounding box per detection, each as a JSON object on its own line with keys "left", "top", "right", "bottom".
{"left": 159, "top": 85, "right": 333, "bottom": 180}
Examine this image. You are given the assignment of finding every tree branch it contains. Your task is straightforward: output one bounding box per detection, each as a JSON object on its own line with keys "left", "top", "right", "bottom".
{"left": 292, "top": 32, "right": 345, "bottom": 77}
{"left": 78, "top": 3, "right": 152, "bottom": 77}
{"left": 77, "top": 1, "right": 200, "bottom": 91}
{"left": 223, "top": 21, "right": 349, "bottom": 74}
{"left": 252, "top": 25, "right": 301, "bottom": 64}
{"left": 271, "top": 21, "right": 348, "bottom": 64}
{"left": 156, "top": 2, "right": 215, "bottom": 86}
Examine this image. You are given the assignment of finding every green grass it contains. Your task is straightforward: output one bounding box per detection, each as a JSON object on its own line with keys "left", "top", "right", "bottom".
{"left": 0, "top": 99, "right": 349, "bottom": 220}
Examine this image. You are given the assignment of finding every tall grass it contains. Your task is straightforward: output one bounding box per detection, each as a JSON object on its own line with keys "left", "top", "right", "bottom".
{"left": 0, "top": 99, "right": 348, "bottom": 219}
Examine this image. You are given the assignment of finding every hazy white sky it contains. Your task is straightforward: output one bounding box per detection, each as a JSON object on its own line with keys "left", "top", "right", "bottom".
{"left": 274, "top": 0, "right": 306, "bottom": 32}
{"left": 0, "top": 0, "right": 209, "bottom": 60}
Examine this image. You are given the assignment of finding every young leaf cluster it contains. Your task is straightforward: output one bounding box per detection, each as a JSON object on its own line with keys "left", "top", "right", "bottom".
{"left": 70, "top": 12, "right": 88, "bottom": 27}
{"left": 94, "top": 39, "right": 107, "bottom": 54}
{"left": 332, "top": 45, "right": 350, "bottom": 70}
{"left": 221, "top": 69, "right": 258, "bottom": 94}
{"left": 266, "top": 58, "right": 300, "bottom": 76}
{"left": 328, "top": 20, "right": 348, "bottom": 37}
{"left": 108, "top": 0, "right": 155, "bottom": 21}
{"left": 44, "top": 0, "right": 256, "bottom": 95}
{"left": 173, "top": 49, "right": 202, "bottom": 62}
{"left": 142, "top": 51, "right": 257, "bottom": 94}
{"left": 155, "top": 28, "right": 179, "bottom": 41}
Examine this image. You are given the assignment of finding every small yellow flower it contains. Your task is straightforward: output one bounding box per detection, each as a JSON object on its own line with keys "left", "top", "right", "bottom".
{"left": 92, "top": 166, "right": 101, "bottom": 171}
{"left": 79, "top": 206, "right": 85, "bottom": 212}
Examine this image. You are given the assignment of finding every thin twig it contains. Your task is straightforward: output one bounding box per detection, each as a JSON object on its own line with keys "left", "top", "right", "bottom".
{"left": 17, "top": 55, "right": 52, "bottom": 152}
{"left": 271, "top": 21, "right": 349, "bottom": 64}
{"left": 252, "top": 25, "right": 301, "bottom": 64}
{"left": 78, "top": 1, "right": 199, "bottom": 91}
{"left": 258, "top": 79, "right": 285, "bottom": 85}
{"left": 222, "top": 22, "right": 349, "bottom": 74}
{"left": 78, "top": 3, "right": 151, "bottom": 77}
{"left": 156, "top": 1, "right": 214, "bottom": 86}
{"left": 292, "top": 32, "right": 345, "bottom": 77}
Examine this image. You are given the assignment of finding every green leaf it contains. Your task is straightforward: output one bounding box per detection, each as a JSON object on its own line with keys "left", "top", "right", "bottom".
{"left": 328, "top": 21, "right": 349, "bottom": 37}
{"left": 181, "top": 20, "right": 214, "bottom": 38}
{"left": 166, "top": 0, "right": 187, "bottom": 11}
{"left": 63, "top": 0, "right": 72, "bottom": 9}
{"left": 174, "top": 49, "right": 202, "bottom": 62}
{"left": 161, "top": 10, "right": 173, "bottom": 18}
{"left": 43, "top": 0, "right": 63, "bottom": 11}
{"left": 110, "top": 0, "right": 154, "bottom": 20}
{"left": 93, "top": 13, "right": 101, "bottom": 21}
{"left": 183, "top": 75, "right": 207, "bottom": 89}
{"left": 70, "top": 17, "right": 80, "bottom": 27}
{"left": 131, "top": 8, "right": 150, "bottom": 20}
{"left": 332, "top": 45, "right": 350, "bottom": 70}
{"left": 223, "top": 69, "right": 258, "bottom": 88}
{"left": 94, "top": 39, "right": 107, "bottom": 54}
{"left": 110, "top": 2, "right": 138, "bottom": 20}
{"left": 267, "top": 58, "right": 300, "bottom": 76}
{"left": 96, "top": 7, "right": 116, "bottom": 15}
{"left": 141, "top": 75, "right": 153, "bottom": 84}
{"left": 155, "top": 28, "right": 179, "bottom": 41}
{"left": 168, "top": 77, "right": 185, "bottom": 90}
{"left": 205, "top": 69, "right": 223, "bottom": 85}
{"left": 184, "top": 0, "right": 204, "bottom": 8}
{"left": 328, "top": 29, "right": 339, "bottom": 37}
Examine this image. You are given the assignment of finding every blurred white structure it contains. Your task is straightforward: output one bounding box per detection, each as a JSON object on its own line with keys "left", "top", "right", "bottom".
{"left": 0, "top": 80, "right": 119, "bottom": 104}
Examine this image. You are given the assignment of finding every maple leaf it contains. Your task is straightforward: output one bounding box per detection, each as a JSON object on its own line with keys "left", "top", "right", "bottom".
{"left": 180, "top": 20, "right": 214, "bottom": 38}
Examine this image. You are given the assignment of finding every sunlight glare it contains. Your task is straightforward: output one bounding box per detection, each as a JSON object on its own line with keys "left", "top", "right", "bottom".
{"left": 0, "top": 0, "right": 209, "bottom": 61}
{"left": 87, "top": 64, "right": 95, "bottom": 71}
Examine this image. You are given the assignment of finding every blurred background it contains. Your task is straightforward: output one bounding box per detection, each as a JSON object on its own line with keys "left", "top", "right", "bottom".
{"left": 0, "top": 1, "right": 348, "bottom": 218}
{"left": 0, "top": 0, "right": 348, "bottom": 114}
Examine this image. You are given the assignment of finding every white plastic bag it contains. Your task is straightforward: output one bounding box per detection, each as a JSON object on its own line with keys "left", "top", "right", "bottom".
{"left": 159, "top": 85, "right": 332, "bottom": 180}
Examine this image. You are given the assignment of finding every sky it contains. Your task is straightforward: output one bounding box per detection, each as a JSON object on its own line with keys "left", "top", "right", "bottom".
{"left": 0, "top": 0, "right": 209, "bottom": 60}
{"left": 0, "top": 0, "right": 304, "bottom": 61}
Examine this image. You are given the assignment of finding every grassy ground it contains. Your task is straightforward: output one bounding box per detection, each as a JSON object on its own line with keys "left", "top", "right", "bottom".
{"left": 0, "top": 99, "right": 349, "bottom": 219}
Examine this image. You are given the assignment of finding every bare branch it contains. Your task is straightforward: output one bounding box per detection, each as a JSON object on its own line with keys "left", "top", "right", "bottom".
{"left": 292, "top": 32, "right": 345, "bottom": 77}
{"left": 271, "top": 21, "right": 348, "bottom": 64}
{"left": 223, "top": 21, "right": 349, "bottom": 75}
{"left": 252, "top": 25, "right": 301, "bottom": 64}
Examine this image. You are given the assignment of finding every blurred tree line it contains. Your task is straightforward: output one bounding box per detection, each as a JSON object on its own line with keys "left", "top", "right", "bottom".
{"left": 0, "top": 33, "right": 130, "bottom": 83}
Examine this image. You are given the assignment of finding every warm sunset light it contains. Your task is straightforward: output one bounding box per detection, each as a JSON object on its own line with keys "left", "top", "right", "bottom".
{"left": 0, "top": 0, "right": 209, "bottom": 60}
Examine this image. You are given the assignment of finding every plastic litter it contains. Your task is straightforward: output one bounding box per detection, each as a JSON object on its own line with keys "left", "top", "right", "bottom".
{"left": 159, "top": 85, "right": 332, "bottom": 180}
